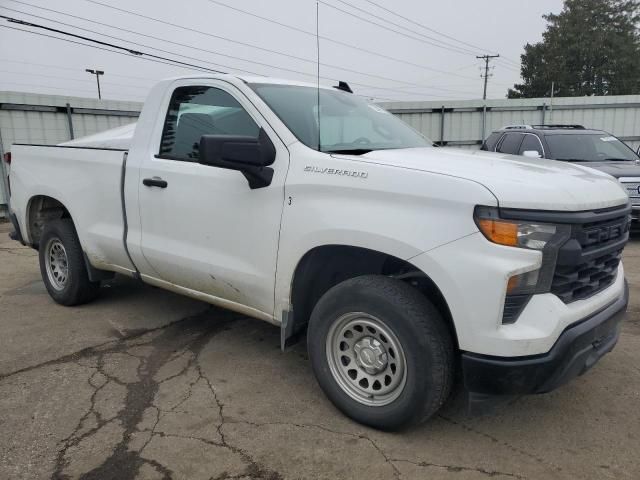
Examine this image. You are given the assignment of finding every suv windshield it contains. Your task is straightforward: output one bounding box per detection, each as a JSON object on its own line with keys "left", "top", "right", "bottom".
{"left": 249, "top": 83, "right": 431, "bottom": 154}
{"left": 546, "top": 133, "right": 639, "bottom": 162}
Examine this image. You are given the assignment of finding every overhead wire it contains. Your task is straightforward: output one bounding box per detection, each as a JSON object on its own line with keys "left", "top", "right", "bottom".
{"left": 0, "top": 58, "right": 162, "bottom": 81}
{"left": 0, "top": 24, "right": 223, "bottom": 76}
{"left": 1, "top": 3, "right": 490, "bottom": 95}
{"left": 359, "top": 0, "right": 498, "bottom": 55}
{"left": 318, "top": 1, "right": 477, "bottom": 56}
{"left": 76, "top": 0, "right": 481, "bottom": 81}
{"left": 1, "top": 13, "right": 485, "bottom": 99}
{"left": 0, "top": 69, "right": 151, "bottom": 90}
{"left": 328, "top": 0, "right": 480, "bottom": 56}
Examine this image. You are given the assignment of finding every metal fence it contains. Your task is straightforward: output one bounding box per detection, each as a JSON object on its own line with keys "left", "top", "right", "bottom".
{"left": 0, "top": 91, "right": 142, "bottom": 216}
{"left": 381, "top": 95, "right": 640, "bottom": 151}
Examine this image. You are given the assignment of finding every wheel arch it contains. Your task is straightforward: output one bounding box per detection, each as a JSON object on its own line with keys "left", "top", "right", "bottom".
{"left": 26, "top": 194, "right": 73, "bottom": 248}
{"left": 283, "top": 244, "right": 458, "bottom": 350}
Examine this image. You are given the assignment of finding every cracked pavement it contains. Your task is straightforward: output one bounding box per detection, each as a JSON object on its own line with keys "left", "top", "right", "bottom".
{"left": 0, "top": 222, "right": 639, "bottom": 479}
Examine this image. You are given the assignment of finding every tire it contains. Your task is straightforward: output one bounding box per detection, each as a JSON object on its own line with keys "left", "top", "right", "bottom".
{"left": 38, "top": 219, "right": 100, "bottom": 306}
{"left": 307, "top": 275, "right": 454, "bottom": 430}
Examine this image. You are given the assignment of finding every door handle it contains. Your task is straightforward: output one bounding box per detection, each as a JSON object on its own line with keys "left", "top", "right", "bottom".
{"left": 143, "top": 177, "right": 168, "bottom": 188}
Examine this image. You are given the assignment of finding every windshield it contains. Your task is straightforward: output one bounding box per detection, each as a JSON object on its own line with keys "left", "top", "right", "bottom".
{"left": 249, "top": 83, "right": 432, "bottom": 153}
{"left": 546, "top": 133, "right": 639, "bottom": 162}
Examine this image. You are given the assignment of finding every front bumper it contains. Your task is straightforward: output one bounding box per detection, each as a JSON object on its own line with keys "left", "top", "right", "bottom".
{"left": 461, "top": 281, "right": 628, "bottom": 395}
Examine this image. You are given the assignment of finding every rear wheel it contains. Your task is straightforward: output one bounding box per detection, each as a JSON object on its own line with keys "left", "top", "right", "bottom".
{"left": 39, "top": 219, "right": 100, "bottom": 306}
{"left": 307, "top": 275, "right": 454, "bottom": 430}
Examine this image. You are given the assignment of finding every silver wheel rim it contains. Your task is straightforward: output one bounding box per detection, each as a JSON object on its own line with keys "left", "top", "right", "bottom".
{"left": 326, "top": 312, "right": 407, "bottom": 407}
{"left": 45, "top": 238, "right": 69, "bottom": 291}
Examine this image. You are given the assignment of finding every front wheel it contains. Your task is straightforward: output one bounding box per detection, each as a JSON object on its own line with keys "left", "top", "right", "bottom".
{"left": 39, "top": 219, "right": 100, "bottom": 306}
{"left": 307, "top": 275, "right": 454, "bottom": 430}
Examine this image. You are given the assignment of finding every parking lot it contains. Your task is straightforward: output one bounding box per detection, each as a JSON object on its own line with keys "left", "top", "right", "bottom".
{"left": 0, "top": 221, "right": 638, "bottom": 480}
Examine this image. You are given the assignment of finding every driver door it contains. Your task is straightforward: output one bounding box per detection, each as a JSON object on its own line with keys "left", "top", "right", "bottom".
{"left": 136, "top": 80, "right": 289, "bottom": 318}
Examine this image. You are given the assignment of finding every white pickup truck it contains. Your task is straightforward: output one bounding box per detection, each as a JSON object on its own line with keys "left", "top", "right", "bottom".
{"left": 6, "top": 75, "right": 631, "bottom": 429}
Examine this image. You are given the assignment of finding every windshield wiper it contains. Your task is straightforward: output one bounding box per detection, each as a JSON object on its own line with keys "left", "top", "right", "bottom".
{"left": 603, "top": 158, "right": 635, "bottom": 162}
{"left": 554, "top": 158, "right": 589, "bottom": 162}
{"left": 324, "top": 149, "right": 373, "bottom": 155}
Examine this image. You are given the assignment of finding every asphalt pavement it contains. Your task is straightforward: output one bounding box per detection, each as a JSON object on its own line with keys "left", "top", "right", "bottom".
{"left": 1, "top": 221, "right": 639, "bottom": 480}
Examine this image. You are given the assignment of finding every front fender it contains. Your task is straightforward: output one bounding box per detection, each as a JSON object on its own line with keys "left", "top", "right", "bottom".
{"left": 273, "top": 151, "right": 497, "bottom": 320}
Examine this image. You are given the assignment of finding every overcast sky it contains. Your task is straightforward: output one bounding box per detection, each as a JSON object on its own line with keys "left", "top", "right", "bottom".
{"left": 0, "top": 0, "right": 564, "bottom": 102}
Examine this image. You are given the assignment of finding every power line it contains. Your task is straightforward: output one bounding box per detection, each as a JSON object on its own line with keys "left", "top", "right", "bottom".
{"left": 77, "top": 0, "right": 480, "bottom": 81}
{"left": 0, "top": 80, "right": 143, "bottom": 100}
{"left": 1, "top": 14, "right": 496, "bottom": 101}
{"left": 342, "top": 0, "right": 523, "bottom": 71}
{"left": 0, "top": 14, "right": 366, "bottom": 94}
{"left": 498, "top": 55, "right": 521, "bottom": 66}
{"left": 1, "top": 3, "right": 482, "bottom": 95}
{"left": 1, "top": 10, "right": 485, "bottom": 100}
{"left": 0, "top": 69, "right": 150, "bottom": 90}
{"left": 0, "top": 6, "right": 287, "bottom": 76}
{"left": 328, "top": 0, "right": 479, "bottom": 56}
{"left": 0, "top": 81, "right": 104, "bottom": 94}
{"left": 318, "top": 1, "right": 479, "bottom": 56}
{"left": 7, "top": 1, "right": 311, "bottom": 74}
{"left": 0, "top": 24, "right": 222, "bottom": 76}
{"left": 0, "top": 58, "right": 160, "bottom": 82}
{"left": 360, "top": 0, "right": 498, "bottom": 55}
{"left": 0, "top": 16, "right": 234, "bottom": 75}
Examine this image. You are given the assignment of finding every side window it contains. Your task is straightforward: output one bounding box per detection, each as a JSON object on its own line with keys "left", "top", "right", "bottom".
{"left": 159, "top": 85, "right": 260, "bottom": 161}
{"left": 482, "top": 132, "right": 502, "bottom": 151}
{"left": 519, "top": 135, "right": 544, "bottom": 157}
{"left": 497, "top": 133, "right": 524, "bottom": 155}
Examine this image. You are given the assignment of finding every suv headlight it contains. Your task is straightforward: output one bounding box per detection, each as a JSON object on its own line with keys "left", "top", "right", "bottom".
{"left": 474, "top": 206, "right": 572, "bottom": 323}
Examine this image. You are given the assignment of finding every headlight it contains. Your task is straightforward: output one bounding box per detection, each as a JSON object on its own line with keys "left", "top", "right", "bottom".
{"left": 474, "top": 206, "right": 564, "bottom": 251}
{"left": 474, "top": 206, "right": 572, "bottom": 324}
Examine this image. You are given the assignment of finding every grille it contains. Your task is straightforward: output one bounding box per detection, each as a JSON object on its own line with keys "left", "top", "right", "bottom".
{"left": 621, "top": 181, "right": 640, "bottom": 206}
{"left": 550, "top": 208, "right": 629, "bottom": 303}
{"left": 552, "top": 249, "right": 622, "bottom": 303}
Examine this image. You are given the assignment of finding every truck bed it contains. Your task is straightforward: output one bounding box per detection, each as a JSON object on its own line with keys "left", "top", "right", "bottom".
{"left": 9, "top": 144, "right": 135, "bottom": 273}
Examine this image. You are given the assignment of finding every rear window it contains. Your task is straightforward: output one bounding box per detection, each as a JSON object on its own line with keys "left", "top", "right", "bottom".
{"left": 546, "top": 134, "right": 638, "bottom": 162}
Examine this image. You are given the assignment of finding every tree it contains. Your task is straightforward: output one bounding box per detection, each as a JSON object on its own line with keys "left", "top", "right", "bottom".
{"left": 508, "top": 0, "right": 640, "bottom": 98}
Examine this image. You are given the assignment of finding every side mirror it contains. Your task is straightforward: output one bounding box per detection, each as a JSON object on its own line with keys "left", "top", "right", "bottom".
{"left": 522, "top": 150, "right": 542, "bottom": 159}
{"left": 199, "top": 128, "right": 276, "bottom": 189}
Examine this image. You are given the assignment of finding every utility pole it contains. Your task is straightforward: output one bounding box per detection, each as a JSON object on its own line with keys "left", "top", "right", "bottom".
{"left": 476, "top": 54, "right": 500, "bottom": 100}
{"left": 549, "top": 81, "right": 555, "bottom": 124}
{"left": 85, "top": 69, "right": 104, "bottom": 99}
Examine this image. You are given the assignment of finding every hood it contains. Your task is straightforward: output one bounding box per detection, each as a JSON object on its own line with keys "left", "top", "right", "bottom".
{"left": 59, "top": 122, "right": 137, "bottom": 150}
{"left": 561, "top": 161, "right": 640, "bottom": 179}
{"left": 338, "top": 147, "right": 629, "bottom": 211}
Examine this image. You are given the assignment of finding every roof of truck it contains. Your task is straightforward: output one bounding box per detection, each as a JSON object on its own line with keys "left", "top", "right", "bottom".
{"left": 59, "top": 75, "right": 344, "bottom": 150}
{"left": 159, "top": 74, "right": 339, "bottom": 90}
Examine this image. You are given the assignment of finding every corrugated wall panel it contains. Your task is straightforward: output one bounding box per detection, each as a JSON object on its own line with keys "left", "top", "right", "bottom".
{"left": 382, "top": 95, "right": 640, "bottom": 151}
{"left": 0, "top": 91, "right": 142, "bottom": 215}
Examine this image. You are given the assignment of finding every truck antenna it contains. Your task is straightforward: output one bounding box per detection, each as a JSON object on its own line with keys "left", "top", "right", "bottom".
{"left": 316, "top": 1, "right": 321, "bottom": 152}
